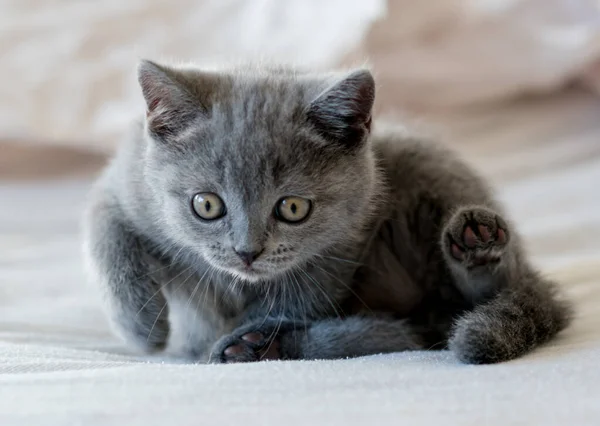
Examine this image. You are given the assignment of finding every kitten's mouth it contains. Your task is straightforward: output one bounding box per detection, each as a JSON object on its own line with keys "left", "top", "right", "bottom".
{"left": 232, "top": 266, "right": 266, "bottom": 282}
{"left": 242, "top": 264, "right": 258, "bottom": 274}
{"left": 209, "top": 256, "right": 294, "bottom": 284}
{"left": 230, "top": 262, "right": 291, "bottom": 283}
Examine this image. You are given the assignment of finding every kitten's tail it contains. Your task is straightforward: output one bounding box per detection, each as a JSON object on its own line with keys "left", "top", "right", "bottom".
{"left": 449, "top": 276, "right": 573, "bottom": 364}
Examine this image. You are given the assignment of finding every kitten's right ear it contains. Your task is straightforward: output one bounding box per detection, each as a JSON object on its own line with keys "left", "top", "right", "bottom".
{"left": 137, "top": 60, "right": 201, "bottom": 140}
{"left": 307, "top": 69, "right": 375, "bottom": 149}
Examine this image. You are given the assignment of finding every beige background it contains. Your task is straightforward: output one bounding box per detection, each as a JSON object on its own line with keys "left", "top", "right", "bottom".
{"left": 3, "top": 0, "right": 600, "bottom": 152}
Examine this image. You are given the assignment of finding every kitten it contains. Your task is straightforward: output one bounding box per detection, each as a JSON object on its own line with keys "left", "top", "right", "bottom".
{"left": 83, "top": 60, "right": 572, "bottom": 364}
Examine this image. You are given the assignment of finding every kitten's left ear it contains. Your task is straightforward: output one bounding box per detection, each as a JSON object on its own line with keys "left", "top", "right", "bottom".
{"left": 307, "top": 69, "right": 375, "bottom": 148}
{"left": 137, "top": 60, "right": 202, "bottom": 140}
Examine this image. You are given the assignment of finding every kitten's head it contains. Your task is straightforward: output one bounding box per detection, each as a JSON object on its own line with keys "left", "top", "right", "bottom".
{"left": 137, "top": 60, "right": 379, "bottom": 283}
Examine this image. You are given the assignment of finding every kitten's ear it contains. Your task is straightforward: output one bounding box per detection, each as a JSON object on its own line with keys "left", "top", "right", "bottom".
{"left": 137, "top": 60, "right": 201, "bottom": 140}
{"left": 307, "top": 70, "right": 375, "bottom": 148}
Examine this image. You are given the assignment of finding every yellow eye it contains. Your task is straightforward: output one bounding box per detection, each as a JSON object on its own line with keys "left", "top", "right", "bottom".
{"left": 192, "top": 193, "right": 226, "bottom": 220}
{"left": 275, "top": 197, "right": 312, "bottom": 223}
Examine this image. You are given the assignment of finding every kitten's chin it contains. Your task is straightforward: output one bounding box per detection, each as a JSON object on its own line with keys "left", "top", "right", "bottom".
{"left": 211, "top": 263, "right": 276, "bottom": 284}
{"left": 222, "top": 265, "right": 292, "bottom": 285}
{"left": 204, "top": 255, "right": 296, "bottom": 285}
{"left": 229, "top": 268, "right": 264, "bottom": 283}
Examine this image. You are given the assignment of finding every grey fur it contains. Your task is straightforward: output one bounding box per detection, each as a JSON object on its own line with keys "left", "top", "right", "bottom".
{"left": 83, "top": 60, "right": 572, "bottom": 364}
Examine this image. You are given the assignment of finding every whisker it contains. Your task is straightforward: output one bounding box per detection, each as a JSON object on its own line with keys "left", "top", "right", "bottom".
{"left": 260, "top": 282, "right": 286, "bottom": 361}
{"left": 290, "top": 266, "right": 321, "bottom": 316}
{"left": 426, "top": 339, "right": 447, "bottom": 351}
{"left": 223, "top": 275, "right": 241, "bottom": 304}
{"left": 131, "top": 244, "right": 189, "bottom": 284}
{"left": 135, "top": 265, "right": 194, "bottom": 320}
{"left": 184, "top": 265, "right": 212, "bottom": 313}
{"left": 146, "top": 267, "right": 196, "bottom": 343}
{"left": 289, "top": 271, "right": 308, "bottom": 353}
{"left": 317, "top": 254, "right": 362, "bottom": 266}
{"left": 259, "top": 281, "right": 271, "bottom": 310}
{"left": 256, "top": 284, "right": 277, "bottom": 330}
{"left": 294, "top": 249, "right": 363, "bottom": 266}
{"left": 198, "top": 264, "right": 218, "bottom": 313}
{"left": 298, "top": 268, "right": 343, "bottom": 319}
{"left": 311, "top": 262, "right": 373, "bottom": 315}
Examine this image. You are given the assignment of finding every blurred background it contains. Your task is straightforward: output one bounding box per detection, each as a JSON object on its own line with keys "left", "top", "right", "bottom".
{"left": 3, "top": 0, "right": 600, "bottom": 158}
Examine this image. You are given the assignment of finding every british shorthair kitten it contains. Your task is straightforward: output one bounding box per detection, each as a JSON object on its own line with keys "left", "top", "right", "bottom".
{"left": 83, "top": 60, "right": 571, "bottom": 364}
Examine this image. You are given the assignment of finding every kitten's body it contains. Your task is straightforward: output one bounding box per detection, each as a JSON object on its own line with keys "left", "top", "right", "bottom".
{"left": 84, "top": 62, "right": 571, "bottom": 364}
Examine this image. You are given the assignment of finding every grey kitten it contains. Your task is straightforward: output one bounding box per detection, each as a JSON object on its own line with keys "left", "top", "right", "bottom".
{"left": 83, "top": 60, "right": 572, "bottom": 364}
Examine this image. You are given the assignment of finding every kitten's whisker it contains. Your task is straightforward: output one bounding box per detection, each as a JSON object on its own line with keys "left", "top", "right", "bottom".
{"left": 290, "top": 271, "right": 308, "bottom": 353}
{"left": 226, "top": 276, "right": 241, "bottom": 304}
{"left": 292, "top": 265, "right": 324, "bottom": 316}
{"left": 184, "top": 265, "right": 212, "bottom": 313}
{"left": 259, "top": 282, "right": 270, "bottom": 310}
{"left": 220, "top": 278, "right": 234, "bottom": 304}
{"left": 300, "top": 252, "right": 356, "bottom": 265}
{"left": 310, "top": 262, "right": 374, "bottom": 315}
{"left": 299, "top": 268, "right": 343, "bottom": 319}
{"left": 319, "top": 255, "right": 362, "bottom": 266}
{"left": 257, "top": 286, "right": 277, "bottom": 331}
{"left": 199, "top": 258, "right": 219, "bottom": 308}
{"left": 146, "top": 267, "right": 196, "bottom": 343}
{"left": 260, "top": 283, "right": 286, "bottom": 361}
{"left": 135, "top": 265, "right": 193, "bottom": 319}
{"left": 426, "top": 339, "right": 447, "bottom": 351}
{"left": 196, "top": 265, "right": 216, "bottom": 315}
{"left": 284, "top": 272, "right": 297, "bottom": 352}
{"left": 294, "top": 249, "right": 363, "bottom": 266}
{"left": 131, "top": 244, "right": 188, "bottom": 284}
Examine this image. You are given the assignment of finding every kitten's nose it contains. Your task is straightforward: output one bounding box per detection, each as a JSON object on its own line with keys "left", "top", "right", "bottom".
{"left": 234, "top": 249, "right": 263, "bottom": 266}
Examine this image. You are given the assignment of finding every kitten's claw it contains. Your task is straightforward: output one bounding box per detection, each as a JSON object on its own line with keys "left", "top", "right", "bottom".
{"left": 444, "top": 207, "right": 510, "bottom": 269}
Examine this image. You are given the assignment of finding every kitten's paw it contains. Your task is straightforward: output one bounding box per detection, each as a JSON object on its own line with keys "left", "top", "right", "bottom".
{"left": 449, "top": 315, "right": 510, "bottom": 364}
{"left": 449, "top": 306, "right": 528, "bottom": 364}
{"left": 443, "top": 207, "right": 509, "bottom": 269}
{"left": 208, "top": 320, "right": 298, "bottom": 364}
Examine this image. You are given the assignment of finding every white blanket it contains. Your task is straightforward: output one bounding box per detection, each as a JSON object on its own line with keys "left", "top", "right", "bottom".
{"left": 1, "top": 90, "right": 600, "bottom": 425}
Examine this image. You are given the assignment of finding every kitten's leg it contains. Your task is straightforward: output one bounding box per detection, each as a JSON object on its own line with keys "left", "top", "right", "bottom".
{"left": 442, "top": 206, "right": 572, "bottom": 363}
{"left": 208, "top": 316, "right": 422, "bottom": 363}
{"left": 83, "top": 201, "right": 170, "bottom": 352}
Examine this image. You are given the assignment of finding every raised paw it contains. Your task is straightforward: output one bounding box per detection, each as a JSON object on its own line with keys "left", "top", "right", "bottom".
{"left": 443, "top": 207, "right": 510, "bottom": 269}
{"left": 208, "top": 320, "right": 299, "bottom": 364}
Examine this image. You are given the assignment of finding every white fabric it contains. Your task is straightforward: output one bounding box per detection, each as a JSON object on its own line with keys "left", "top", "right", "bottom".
{"left": 1, "top": 89, "right": 600, "bottom": 425}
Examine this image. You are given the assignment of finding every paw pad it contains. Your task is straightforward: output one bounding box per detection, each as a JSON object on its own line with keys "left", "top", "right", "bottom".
{"left": 445, "top": 208, "right": 510, "bottom": 268}
{"left": 210, "top": 329, "right": 283, "bottom": 364}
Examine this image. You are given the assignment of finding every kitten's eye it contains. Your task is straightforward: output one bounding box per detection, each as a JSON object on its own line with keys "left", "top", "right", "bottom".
{"left": 275, "top": 197, "right": 312, "bottom": 223}
{"left": 192, "top": 193, "right": 226, "bottom": 220}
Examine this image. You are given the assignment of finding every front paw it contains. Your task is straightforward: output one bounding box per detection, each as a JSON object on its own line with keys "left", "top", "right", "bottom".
{"left": 208, "top": 320, "right": 300, "bottom": 364}
{"left": 443, "top": 207, "right": 510, "bottom": 269}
